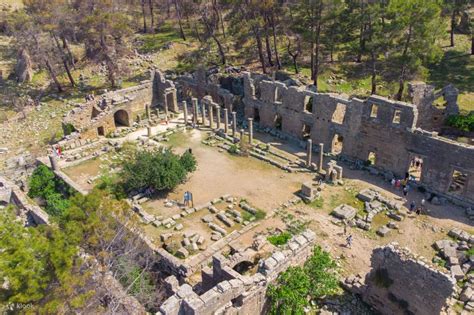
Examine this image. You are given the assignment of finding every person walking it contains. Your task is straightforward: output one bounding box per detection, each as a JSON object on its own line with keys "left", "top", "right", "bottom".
{"left": 403, "top": 186, "right": 408, "bottom": 197}
{"left": 409, "top": 201, "right": 416, "bottom": 212}
{"left": 346, "top": 235, "right": 353, "bottom": 248}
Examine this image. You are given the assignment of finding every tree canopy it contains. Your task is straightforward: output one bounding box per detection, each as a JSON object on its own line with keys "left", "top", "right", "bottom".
{"left": 121, "top": 148, "right": 197, "bottom": 193}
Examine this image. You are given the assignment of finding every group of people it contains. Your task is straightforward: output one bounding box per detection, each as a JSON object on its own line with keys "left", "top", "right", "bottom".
{"left": 391, "top": 176, "right": 411, "bottom": 197}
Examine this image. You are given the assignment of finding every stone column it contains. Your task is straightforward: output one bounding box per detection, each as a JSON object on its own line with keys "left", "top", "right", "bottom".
{"left": 248, "top": 118, "right": 253, "bottom": 144}
{"left": 223, "top": 108, "right": 229, "bottom": 134}
{"left": 319, "top": 143, "right": 324, "bottom": 170}
{"left": 147, "top": 126, "right": 152, "bottom": 137}
{"left": 155, "top": 108, "right": 160, "bottom": 118}
{"left": 182, "top": 101, "right": 188, "bottom": 125}
{"left": 49, "top": 155, "right": 58, "bottom": 171}
{"left": 201, "top": 102, "right": 206, "bottom": 126}
{"left": 192, "top": 98, "right": 198, "bottom": 125}
{"left": 216, "top": 106, "right": 221, "bottom": 130}
{"left": 145, "top": 104, "right": 150, "bottom": 119}
{"left": 209, "top": 104, "right": 214, "bottom": 129}
{"left": 232, "top": 112, "right": 237, "bottom": 137}
{"left": 164, "top": 94, "right": 169, "bottom": 121}
{"left": 240, "top": 129, "right": 245, "bottom": 141}
{"left": 306, "top": 139, "right": 312, "bottom": 167}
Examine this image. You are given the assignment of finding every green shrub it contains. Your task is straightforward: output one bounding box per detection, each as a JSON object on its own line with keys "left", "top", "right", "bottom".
{"left": 445, "top": 114, "right": 474, "bottom": 132}
{"left": 28, "top": 165, "right": 74, "bottom": 217}
{"left": 267, "top": 246, "right": 339, "bottom": 314}
{"left": 267, "top": 232, "right": 292, "bottom": 246}
{"left": 63, "top": 123, "right": 76, "bottom": 136}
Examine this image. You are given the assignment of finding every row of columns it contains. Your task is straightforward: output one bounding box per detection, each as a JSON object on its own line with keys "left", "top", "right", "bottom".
{"left": 182, "top": 98, "right": 254, "bottom": 145}
{"left": 181, "top": 98, "right": 323, "bottom": 170}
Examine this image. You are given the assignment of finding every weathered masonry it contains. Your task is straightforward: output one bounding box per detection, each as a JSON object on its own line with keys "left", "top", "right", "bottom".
{"left": 62, "top": 69, "right": 474, "bottom": 205}
{"left": 241, "top": 73, "right": 474, "bottom": 204}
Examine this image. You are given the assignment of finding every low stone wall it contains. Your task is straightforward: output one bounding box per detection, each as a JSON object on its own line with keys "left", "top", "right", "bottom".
{"left": 343, "top": 243, "right": 455, "bottom": 315}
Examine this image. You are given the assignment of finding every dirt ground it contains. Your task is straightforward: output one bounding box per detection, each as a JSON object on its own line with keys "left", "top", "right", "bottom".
{"left": 59, "top": 122, "right": 474, "bottom": 278}
{"left": 153, "top": 129, "right": 314, "bottom": 210}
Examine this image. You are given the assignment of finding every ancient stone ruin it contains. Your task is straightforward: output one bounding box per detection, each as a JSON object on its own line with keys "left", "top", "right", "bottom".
{"left": 343, "top": 243, "right": 456, "bottom": 315}
{"left": 62, "top": 69, "right": 474, "bottom": 207}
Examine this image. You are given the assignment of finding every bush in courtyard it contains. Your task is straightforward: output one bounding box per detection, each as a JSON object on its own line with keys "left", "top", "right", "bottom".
{"left": 267, "top": 246, "right": 339, "bottom": 314}
{"left": 121, "top": 148, "right": 197, "bottom": 193}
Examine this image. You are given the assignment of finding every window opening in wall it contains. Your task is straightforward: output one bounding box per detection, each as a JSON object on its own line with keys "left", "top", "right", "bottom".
{"left": 254, "top": 108, "right": 260, "bottom": 122}
{"left": 331, "top": 103, "right": 347, "bottom": 124}
{"left": 370, "top": 104, "right": 378, "bottom": 118}
{"left": 367, "top": 151, "right": 376, "bottom": 165}
{"left": 408, "top": 156, "right": 423, "bottom": 182}
{"left": 304, "top": 96, "right": 313, "bottom": 113}
{"left": 331, "top": 134, "right": 344, "bottom": 155}
{"left": 274, "top": 114, "right": 282, "bottom": 130}
{"left": 275, "top": 87, "right": 283, "bottom": 103}
{"left": 448, "top": 169, "right": 468, "bottom": 195}
{"left": 97, "top": 126, "right": 105, "bottom": 136}
{"left": 302, "top": 124, "right": 311, "bottom": 140}
{"left": 392, "top": 110, "right": 401, "bottom": 124}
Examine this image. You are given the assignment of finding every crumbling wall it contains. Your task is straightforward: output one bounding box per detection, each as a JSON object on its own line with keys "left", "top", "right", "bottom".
{"left": 408, "top": 82, "right": 459, "bottom": 131}
{"left": 0, "top": 176, "right": 49, "bottom": 225}
{"left": 177, "top": 69, "right": 237, "bottom": 112}
{"left": 64, "top": 81, "right": 153, "bottom": 139}
{"left": 242, "top": 73, "right": 474, "bottom": 204}
{"left": 152, "top": 70, "right": 178, "bottom": 112}
{"left": 157, "top": 229, "right": 317, "bottom": 315}
{"left": 344, "top": 243, "right": 455, "bottom": 315}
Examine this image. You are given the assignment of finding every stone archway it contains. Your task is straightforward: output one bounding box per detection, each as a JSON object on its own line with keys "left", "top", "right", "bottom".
{"left": 114, "top": 109, "right": 130, "bottom": 127}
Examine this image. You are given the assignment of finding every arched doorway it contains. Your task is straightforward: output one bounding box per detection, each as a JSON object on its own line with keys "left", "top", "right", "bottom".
{"left": 114, "top": 110, "right": 130, "bottom": 127}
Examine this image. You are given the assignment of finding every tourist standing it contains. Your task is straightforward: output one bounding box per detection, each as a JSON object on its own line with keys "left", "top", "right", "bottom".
{"left": 346, "top": 235, "right": 353, "bottom": 248}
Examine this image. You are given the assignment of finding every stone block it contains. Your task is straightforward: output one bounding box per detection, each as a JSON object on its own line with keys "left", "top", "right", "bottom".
{"left": 176, "top": 247, "right": 189, "bottom": 259}
{"left": 376, "top": 226, "right": 390, "bottom": 237}
{"left": 331, "top": 204, "right": 357, "bottom": 220}
{"left": 451, "top": 264, "right": 465, "bottom": 280}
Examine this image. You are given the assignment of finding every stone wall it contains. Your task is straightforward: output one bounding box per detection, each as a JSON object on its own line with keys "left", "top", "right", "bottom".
{"left": 157, "top": 229, "right": 316, "bottom": 315}
{"left": 343, "top": 243, "right": 455, "bottom": 315}
{"left": 177, "top": 69, "right": 238, "bottom": 112}
{"left": 242, "top": 73, "right": 474, "bottom": 204}
{"left": 0, "top": 176, "right": 49, "bottom": 225}
{"left": 64, "top": 80, "right": 153, "bottom": 139}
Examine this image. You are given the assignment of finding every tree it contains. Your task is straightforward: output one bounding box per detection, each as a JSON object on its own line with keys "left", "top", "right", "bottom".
{"left": 304, "top": 246, "right": 339, "bottom": 299}
{"left": 28, "top": 165, "right": 73, "bottom": 217}
{"left": 267, "top": 266, "right": 310, "bottom": 315}
{"left": 121, "top": 148, "right": 197, "bottom": 193}
{"left": 78, "top": 1, "right": 132, "bottom": 88}
{"left": 444, "top": 0, "right": 470, "bottom": 47}
{"left": 388, "top": 0, "right": 444, "bottom": 100}
{"left": 267, "top": 246, "right": 339, "bottom": 314}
